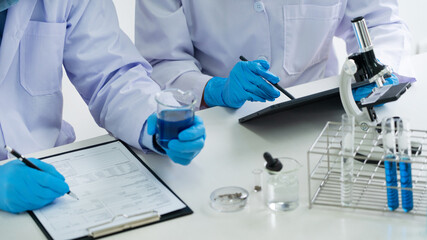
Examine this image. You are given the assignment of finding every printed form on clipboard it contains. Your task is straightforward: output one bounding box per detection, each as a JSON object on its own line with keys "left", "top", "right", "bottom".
{"left": 29, "top": 140, "right": 192, "bottom": 240}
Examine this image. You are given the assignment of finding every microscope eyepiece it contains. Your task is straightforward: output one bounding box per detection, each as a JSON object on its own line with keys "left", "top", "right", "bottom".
{"left": 351, "top": 16, "right": 364, "bottom": 23}
{"left": 351, "top": 16, "right": 373, "bottom": 53}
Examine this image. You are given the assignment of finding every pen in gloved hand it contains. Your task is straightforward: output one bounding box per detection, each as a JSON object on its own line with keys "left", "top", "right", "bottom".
{"left": 4, "top": 146, "right": 79, "bottom": 200}
{"left": 239, "top": 56, "right": 295, "bottom": 100}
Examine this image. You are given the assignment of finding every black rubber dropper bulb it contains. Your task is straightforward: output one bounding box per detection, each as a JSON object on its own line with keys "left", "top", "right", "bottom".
{"left": 264, "top": 152, "right": 282, "bottom": 172}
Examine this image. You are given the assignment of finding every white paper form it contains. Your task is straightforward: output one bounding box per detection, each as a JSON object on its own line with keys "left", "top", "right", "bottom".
{"left": 32, "top": 141, "right": 186, "bottom": 240}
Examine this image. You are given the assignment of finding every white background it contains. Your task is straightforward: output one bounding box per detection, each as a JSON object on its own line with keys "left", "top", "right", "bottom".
{"left": 63, "top": 0, "right": 427, "bottom": 142}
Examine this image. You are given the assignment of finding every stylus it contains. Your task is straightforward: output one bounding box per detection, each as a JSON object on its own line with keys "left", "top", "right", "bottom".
{"left": 239, "top": 56, "right": 295, "bottom": 100}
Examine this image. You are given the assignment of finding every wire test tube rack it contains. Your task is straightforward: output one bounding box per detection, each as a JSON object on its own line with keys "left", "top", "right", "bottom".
{"left": 307, "top": 121, "right": 427, "bottom": 216}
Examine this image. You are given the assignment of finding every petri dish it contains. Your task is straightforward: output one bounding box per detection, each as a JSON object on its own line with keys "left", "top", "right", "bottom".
{"left": 210, "top": 186, "right": 249, "bottom": 212}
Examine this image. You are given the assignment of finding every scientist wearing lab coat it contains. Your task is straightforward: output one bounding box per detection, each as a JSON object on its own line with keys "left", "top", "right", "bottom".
{"left": 0, "top": 0, "right": 205, "bottom": 214}
{"left": 135, "top": 0, "right": 411, "bottom": 109}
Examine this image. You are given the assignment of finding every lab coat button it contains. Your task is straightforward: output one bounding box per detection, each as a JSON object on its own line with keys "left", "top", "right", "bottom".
{"left": 15, "top": 30, "right": 23, "bottom": 39}
{"left": 254, "top": 1, "right": 265, "bottom": 13}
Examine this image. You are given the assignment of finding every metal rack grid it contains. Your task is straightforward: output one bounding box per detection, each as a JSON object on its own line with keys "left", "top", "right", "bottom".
{"left": 307, "top": 121, "right": 427, "bottom": 216}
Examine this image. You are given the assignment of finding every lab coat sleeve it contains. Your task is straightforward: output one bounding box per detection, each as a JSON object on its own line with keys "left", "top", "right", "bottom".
{"left": 62, "top": 0, "right": 161, "bottom": 150}
{"left": 335, "top": 0, "right": 412, "bottom": 73}
{"left": 135, "top": 0, "right": 212, "bottom": 109}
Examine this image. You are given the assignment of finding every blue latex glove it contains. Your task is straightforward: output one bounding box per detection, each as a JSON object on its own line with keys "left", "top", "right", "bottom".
{"left": 0, "top": 158, "right": 69, "bottom": 213}
{"left": 146, "top": 114, "right": 206, "bottom": 165}
{"left": 204, "top": 60, "right": 280, "bottom": 108}
{"left": 352, "top": 73, "right": 399, "bottom": 102}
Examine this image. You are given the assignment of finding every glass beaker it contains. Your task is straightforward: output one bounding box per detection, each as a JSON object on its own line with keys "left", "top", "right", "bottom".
{"left": 265, "top": 157, "right": 302, "bottom": 211}
{"left": 155, "top": 89, "right": 196, "bottom": 149}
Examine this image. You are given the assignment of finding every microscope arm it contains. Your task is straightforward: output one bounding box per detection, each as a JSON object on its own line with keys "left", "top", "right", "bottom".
{"left": 339, "top": 59, "right": 376, "bottom": 130}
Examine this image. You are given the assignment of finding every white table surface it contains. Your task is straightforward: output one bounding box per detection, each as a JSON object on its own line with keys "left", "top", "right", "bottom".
{"left": 1, "top": 53, "right": 427, "bottom": 240}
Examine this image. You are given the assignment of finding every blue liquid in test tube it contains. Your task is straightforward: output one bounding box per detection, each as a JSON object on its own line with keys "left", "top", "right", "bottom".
{"left": 384, "top": 160, "right": 399, "bottom": 211}
{"left": 397, "top": 119, "right": 413, "bottom": 212}
{"left": 382, "top": 118, "right": 399, "bottom": 211}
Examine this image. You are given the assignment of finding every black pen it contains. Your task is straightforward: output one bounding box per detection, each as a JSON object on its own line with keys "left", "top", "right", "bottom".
{"left": 4, "top": 146, "right": 79, "bottom": 200}
{"left": 239, "top": 56, "right": 295, "bottom": 100}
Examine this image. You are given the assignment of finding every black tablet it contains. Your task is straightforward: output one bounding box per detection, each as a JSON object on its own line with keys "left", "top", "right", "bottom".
{"left": 239, "top": 81, "right": 370, "bottom": 123}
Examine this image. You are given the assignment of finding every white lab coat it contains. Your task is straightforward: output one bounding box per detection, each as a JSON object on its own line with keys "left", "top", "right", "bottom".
{"left": 135, "top": 0, "right": 411, "bottom": 109}
{"left": 0, "top": 0, "right": 160, "bottom": 160}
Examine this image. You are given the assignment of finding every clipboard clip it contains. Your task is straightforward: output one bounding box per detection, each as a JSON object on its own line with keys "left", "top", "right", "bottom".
{"left": 86, "top": 210, "right": 160, "bottom": 238}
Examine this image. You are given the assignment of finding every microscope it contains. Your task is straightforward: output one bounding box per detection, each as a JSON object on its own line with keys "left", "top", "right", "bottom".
{"left": 339, "top": 17, "right": 411, "bottom": 131}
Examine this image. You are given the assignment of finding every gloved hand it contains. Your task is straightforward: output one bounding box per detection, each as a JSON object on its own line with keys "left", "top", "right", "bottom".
{"left": 352, "top": 73, "right": 399, "bottom": 102}
{"left": 0, "top": 158, "right": 69, "bottom": 213}
{"left": 204, "top": 60, "right": 281, "bottom": 108}
{"left": 146, "top": 113, "right": 206, "bottom": 165}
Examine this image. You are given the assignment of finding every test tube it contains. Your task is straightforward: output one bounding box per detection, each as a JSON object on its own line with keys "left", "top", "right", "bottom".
{"left": 252, "top": 169, "right": 263, "bottom": 192}
{"left": 397, "top": 118, "right": 413, "bottom": 212}
{"left": 382, "top": 117, "right": 399, "bottom": 211}
{"left": 341, "top": 114, "right": 354, "bottom": 206}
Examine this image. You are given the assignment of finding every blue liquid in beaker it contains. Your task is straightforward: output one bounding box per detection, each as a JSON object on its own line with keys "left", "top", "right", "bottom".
{"left": 156, "top": 109, "right": 194, "bottom": 149}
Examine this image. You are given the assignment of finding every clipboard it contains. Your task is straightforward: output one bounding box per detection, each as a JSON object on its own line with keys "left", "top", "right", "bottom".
{"left": 28, "top": 140, "right": 192, "bottom": 240}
